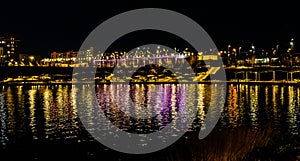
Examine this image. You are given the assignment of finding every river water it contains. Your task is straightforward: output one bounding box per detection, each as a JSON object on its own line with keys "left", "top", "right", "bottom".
{"left": 0, "top": 84, "right": 299, "bottom": 160}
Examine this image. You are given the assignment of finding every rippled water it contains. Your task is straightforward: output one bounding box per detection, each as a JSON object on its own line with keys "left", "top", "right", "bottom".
{"left": 0, "top": 84, "right": 300, "bottom": 160}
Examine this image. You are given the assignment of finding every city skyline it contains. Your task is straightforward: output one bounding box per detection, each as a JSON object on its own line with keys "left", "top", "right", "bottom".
{"left": 1, "top": 1, "right": 300, "bottom": 57}
{"left": 0, "top": 31, "right": 298, "bottom": 58}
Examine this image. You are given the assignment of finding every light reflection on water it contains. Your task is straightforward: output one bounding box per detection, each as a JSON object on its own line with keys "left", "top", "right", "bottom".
{"left": 91, "top": 84, "right": 212, "bottom": 135}
{"left": 28, "top": 88, "right": 37, "bottom": 139}
{"left": 0, "top": 84, "right": 300, "bottom": 157}
{"left": 0, "top": 92, "right": 7, "bottom": 147}
{"left": 219, "top": 85, "right": 300, "bottom": 130}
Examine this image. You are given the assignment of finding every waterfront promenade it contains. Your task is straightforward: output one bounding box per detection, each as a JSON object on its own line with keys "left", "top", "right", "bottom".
{"left": 1, "top": 66, "right": 300, "bottom": 85}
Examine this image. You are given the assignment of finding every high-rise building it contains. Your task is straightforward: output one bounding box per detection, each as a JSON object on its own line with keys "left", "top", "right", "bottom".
{"left": 0, "top": 35, "right": 20, "bottom": 65}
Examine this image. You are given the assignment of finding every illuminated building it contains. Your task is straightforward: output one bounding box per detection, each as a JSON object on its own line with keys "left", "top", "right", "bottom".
{"left": 42, "top": 47, "right": 94, "bottom": 67}
{"left": 40, "top": 51, "right": 78, "bottom": 67}
{"left": 19, "top": 54, "right": 41, "bottom": 66}
{"left": 0, "top": 35, "right": 20, "bottom": 65}
{"left": 76, "top": 47, "right": 94, "bottom": 64}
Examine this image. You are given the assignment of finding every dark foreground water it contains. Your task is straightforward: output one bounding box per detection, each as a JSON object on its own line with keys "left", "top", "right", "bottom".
{"left": 0, "top": 84, "right": 300, "bottom": 160}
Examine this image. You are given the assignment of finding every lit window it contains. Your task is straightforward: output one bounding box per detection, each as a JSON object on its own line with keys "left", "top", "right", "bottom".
{"left": 12, "top": 48, "right": 14, "bottom": 51}
{"left": 7, "top": 51, "right": 10, "bottom": 54}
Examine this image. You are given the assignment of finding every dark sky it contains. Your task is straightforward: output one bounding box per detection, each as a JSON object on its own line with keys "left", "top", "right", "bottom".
{"left": 1, "top": 1, "right": 299, "bottom": 57}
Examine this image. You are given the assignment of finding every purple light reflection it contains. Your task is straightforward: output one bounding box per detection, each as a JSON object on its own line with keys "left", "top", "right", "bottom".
{"left": 95, "top": 84, "right": 188, "bottom": 133}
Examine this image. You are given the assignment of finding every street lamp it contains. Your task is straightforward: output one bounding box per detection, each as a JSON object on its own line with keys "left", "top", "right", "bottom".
{"left": 232, "top": 48, "right": 236, "bottom": 53}
{"left": 29, "top": 56, "right": 34, "bottom": 61}
{"left": 228, "top": 44, "right": 231, "bottom": 54}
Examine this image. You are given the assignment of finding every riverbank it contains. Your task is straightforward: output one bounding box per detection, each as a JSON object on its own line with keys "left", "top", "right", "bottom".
{"left": 1, "top": 80, "right": 300, "bottom": 86}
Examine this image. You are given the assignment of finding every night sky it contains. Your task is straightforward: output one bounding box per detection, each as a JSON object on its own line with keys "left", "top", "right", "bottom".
{"left": 1, "top": 1, "right": 299, "bottom": 57}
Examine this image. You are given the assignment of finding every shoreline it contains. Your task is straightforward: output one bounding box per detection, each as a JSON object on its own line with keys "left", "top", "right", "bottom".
{"left": 1, "top": 80, "right": 300, "bottom": 86}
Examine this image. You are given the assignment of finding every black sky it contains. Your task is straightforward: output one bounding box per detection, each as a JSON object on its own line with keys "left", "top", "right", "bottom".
{"left": 1, "top": 1, "right": 299, "bottom": 57}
